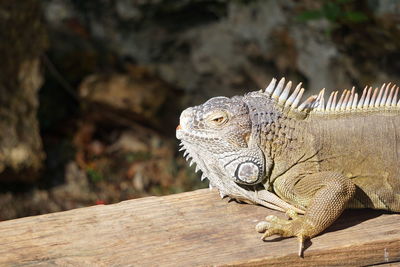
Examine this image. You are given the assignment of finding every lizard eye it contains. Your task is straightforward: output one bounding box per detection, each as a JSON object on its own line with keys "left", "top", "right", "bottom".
{"left": 207, "top": 111, "right": 228, "bottom": 126}
{"left": 213, "top": 116, "right": 225, "bottom": 123}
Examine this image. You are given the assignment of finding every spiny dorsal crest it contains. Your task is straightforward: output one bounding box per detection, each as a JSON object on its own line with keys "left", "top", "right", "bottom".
{"left": 263, "top": 77, "right": 400, "bottom": 115}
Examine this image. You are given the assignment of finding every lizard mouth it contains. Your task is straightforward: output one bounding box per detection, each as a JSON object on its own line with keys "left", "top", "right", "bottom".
{"left": 176, "top": 124, "right": 186, "bottom": 140}
{"left": 176, "top": 125, "right": 186, "bottom": 141}
{"left": 176, "top": 124, "right": 213, "bottom": 143}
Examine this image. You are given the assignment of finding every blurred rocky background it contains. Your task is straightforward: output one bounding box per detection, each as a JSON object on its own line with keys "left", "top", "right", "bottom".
{"left": 0, "top": 0, "right": 399, "bottom": 220}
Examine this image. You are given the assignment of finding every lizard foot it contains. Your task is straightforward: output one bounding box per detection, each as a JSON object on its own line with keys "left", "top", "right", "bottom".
{"left": 255, "top": 210, "right": 309, "bottom": 257}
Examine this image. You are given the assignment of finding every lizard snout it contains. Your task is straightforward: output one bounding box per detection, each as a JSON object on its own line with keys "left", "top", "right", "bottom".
{"left": 178, "top": 107, "right": 195, "bottom": 131}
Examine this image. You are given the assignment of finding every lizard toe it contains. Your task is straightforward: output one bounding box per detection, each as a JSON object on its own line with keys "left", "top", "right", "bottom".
{"left": 286, "top": 209, "right": 300, "bottom": 220}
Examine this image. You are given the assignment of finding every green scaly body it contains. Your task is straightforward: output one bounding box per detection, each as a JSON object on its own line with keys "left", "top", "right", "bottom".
{"left": 177, "top": 78, "right": 400, "bottom": 256}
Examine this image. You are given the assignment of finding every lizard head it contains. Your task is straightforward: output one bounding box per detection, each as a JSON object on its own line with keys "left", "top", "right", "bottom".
{"left": 176, "top": 94, "right": 270, "bottom": 190}
{"left": 176, "top": 77, "right": 320, "bottom": 213}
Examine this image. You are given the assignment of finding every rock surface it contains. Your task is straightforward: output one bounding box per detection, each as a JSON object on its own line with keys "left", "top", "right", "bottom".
{"left": 0, "top": 0, "right": 47, "bottom": 182}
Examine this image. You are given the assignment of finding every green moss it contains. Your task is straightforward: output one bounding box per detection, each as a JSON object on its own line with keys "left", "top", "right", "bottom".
{"left": 87, "top": 168, "right": 104, "bottom": 183}
{"left": 297, "top": 0, "right": 368, "bottom": 28}
{"left": 125, "top": 152, "right": 152, "bottom": 163}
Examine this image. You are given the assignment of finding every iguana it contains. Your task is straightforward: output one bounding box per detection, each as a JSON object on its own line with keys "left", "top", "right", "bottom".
{"left": 176, "top": 77, "right": 400, "bottom": 256}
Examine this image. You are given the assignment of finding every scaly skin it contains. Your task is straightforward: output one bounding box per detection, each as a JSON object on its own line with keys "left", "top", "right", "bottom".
{"left": 176, "top": 78, "right": 400, "bottom": 256}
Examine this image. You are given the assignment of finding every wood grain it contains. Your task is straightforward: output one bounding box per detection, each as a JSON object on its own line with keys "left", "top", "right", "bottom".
{"left": 0, "top": 189, "right": 399, "bottom": 266}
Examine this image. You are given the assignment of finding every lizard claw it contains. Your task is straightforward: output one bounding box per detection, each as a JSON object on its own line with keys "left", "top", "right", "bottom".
{"left": 297, "top": 235, "right": 305, "bottom": 257}
{"left": 256, "top": 211, "right": 309, "bottom": 256}
{"left": 261, "top": 228, "right": 284, "bottom": 240}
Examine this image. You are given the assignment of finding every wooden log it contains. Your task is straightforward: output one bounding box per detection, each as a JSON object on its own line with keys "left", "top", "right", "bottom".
{"left": 0, "top": 189, "right": 399, "bottom": 266}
